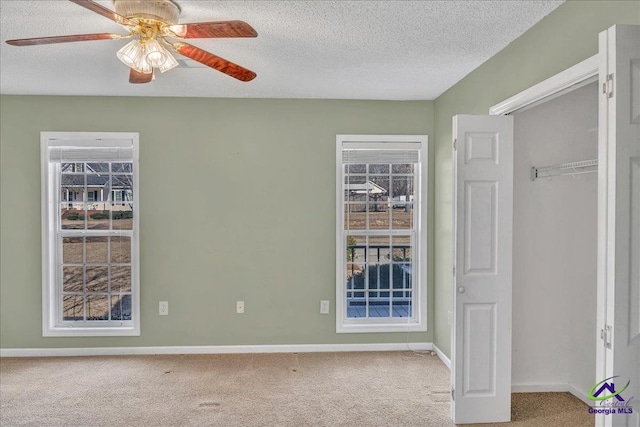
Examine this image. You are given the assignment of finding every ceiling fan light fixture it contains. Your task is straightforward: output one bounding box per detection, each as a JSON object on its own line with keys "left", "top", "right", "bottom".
{"left": 116, "top": 39, "right": 144, "bottom": 68}
{"left": 132, "top": 53, "right": 152, "bottom": 74}
{"left": 144, "top": 38, "right": 168, "bottom": 67}
{"left": 157, "top": 50, "right": 179, "bottom": 73}
{"left": 7, "top": 0, "right": 257, "bottom": 83}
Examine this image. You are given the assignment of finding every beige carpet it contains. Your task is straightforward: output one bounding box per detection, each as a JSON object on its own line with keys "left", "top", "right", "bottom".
{"left": 0, "top": 351, "right": 593, "bottom": 426}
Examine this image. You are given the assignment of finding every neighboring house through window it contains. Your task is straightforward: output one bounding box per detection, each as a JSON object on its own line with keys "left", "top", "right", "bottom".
{"left": 41, "top": 132, "right": 140, "bottom": 336}
{"left": 336, "top": 135, "right": 427, "bottom": 333}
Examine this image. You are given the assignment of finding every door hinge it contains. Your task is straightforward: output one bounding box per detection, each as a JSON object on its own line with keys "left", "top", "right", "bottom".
{"left": 453, "top": 266, "right": 456, "bottom": 276}
{"left": 453, "top": 139, "right": 457, "bottom": 151}
{"left": 451, "top": 389, "right": 455, "bottom": 401}
{"left": 600, "top": 324, "right": 612, "bottom": 349}
{"left": 602, "top": 74, "right": 614, "bottom": 98}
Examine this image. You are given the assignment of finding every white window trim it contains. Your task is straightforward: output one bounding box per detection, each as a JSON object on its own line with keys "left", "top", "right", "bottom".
{"left": 336, "top": 134, "right": 428, "bottom": 333}
{"left": 41, "top": 132, "right": 140, "bottom": 337}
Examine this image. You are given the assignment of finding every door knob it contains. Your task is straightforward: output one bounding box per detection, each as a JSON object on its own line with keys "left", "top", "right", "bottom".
{"left": 457, "top": 287, "right": 465, "bottom": 293}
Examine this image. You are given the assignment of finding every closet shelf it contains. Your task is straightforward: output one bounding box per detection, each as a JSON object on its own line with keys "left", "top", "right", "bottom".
{"left": 531, "top": 158, "right": 598, "bottom": 181}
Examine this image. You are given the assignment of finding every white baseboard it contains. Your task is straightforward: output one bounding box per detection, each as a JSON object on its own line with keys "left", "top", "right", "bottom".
{"left": 0, "top": 342, "right": 432, "bottom": 358}
{"left": 512, "top": 383, "right": 592, "bottom": 406}
{"left": 568, "top": 383, "right": 592, "bottom": 406}
{"left": 512, "top": 383, "right": 569, "bottom": 393}
{"left": 432, "top": 344, "right": 451, "bottom": 369}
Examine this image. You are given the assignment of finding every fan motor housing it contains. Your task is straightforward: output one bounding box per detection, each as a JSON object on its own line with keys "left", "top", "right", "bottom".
{"left": 114, "top": 0, "right": 181, "bottom": 25}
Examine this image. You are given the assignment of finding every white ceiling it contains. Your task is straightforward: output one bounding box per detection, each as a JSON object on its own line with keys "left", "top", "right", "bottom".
{"left": 0, "top": 0, "right": 563, "bottom": 100}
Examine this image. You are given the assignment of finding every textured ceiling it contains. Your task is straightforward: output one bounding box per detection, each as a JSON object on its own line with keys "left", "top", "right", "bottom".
{"left": 0, "top": 0, "right": 563, "bottom": 100}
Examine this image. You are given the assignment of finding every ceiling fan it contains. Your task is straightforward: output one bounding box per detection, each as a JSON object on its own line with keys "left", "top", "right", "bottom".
{"left": 5, "top": 0, "right": 257, "bottom": 84}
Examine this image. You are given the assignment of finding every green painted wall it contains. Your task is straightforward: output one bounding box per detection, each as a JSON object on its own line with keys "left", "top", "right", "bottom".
{"left": 0, "top": 96, "right": 434, "bottom": 348}
{"left": 3, "top": 0, "right": 639, "bottom": 353}
{"left": 433, "top": 0, "right": 640, "bottom": 358}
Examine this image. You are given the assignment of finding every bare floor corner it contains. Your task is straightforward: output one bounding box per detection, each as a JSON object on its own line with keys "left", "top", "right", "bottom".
{"left": 471, "top": 393, "right": 594, "bottom": 427}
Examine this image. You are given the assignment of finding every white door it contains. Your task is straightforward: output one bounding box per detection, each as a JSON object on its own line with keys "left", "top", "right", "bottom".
{"left": 597, "top": 24, "right": 640, "bottom": 427}
{"left": 452, "top": 115, "right": 514, "bottom": 424}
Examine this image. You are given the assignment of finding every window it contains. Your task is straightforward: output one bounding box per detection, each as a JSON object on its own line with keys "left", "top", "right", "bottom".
{"left": 41, "top": 132, "right": 139, "bottom": 336}
{"left": 336, "top": 135, "right": 427, "bottom": 333}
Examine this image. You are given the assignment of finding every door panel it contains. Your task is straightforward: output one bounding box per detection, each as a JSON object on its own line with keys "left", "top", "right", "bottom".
{"left": 463, "top": 303, "right": 496, "bottom": 396}
{"left": 631, "top": 158, "right": 640, "bottom": 343}
{"left": 598, "top": 24, "right": 640, "bottom": 427}
{"left": 464, "top": 181, "right": 497, "bottom": 275}
{"left": 452, "top": 115, "right": 513, "bottom": 424}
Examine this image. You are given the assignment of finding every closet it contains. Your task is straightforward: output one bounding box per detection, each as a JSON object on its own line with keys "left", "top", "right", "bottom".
{"left": 511, "top": 81, "right": 599, "bottom": 402}
{"left": 451, "top": 25, "right": 639, "bottom": 426}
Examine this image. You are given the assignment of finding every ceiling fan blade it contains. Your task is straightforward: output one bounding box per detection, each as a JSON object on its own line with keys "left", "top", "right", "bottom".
{"left": 172, "top": 42, "right": 256, "bottom": 82}
{"left": 5, "top": 33, "right": 120, "bottom": 46}
{"left": 167, "top": 21, "right": 257, "bottom": 39}
{"left": 68, "top": 0, "right": 136, "bottom": 27}
{"left": 129, "top": 68, "right": 154, "bottom": 84}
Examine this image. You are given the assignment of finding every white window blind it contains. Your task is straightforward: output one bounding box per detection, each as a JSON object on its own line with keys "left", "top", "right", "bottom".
{"left": 48, "top": 145, "right": 134, "bottom": 162}
{"left": 341, "top": 149, "right": 420, "bottom": 164}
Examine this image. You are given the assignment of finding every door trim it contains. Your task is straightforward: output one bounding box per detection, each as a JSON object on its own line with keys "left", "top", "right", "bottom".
{"left": 489, "top": 54, "right": 599, "bottom": 116}
{"left": 487, "top": 48, "right": 606, "bottom": 426}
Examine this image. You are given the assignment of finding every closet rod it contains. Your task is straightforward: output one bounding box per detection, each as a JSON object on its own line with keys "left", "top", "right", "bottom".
{"left": 531, "top": 158, "right": 598, "bottom": 181}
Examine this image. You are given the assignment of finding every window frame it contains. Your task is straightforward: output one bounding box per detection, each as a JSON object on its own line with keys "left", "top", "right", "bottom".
{"left": 41, "top": 132, "right": 140, "bottom": 337}
{"left": 336, "top": 134, "right": 428, "bottom": 333}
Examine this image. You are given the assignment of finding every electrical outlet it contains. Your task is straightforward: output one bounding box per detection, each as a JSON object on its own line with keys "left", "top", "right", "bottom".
{"left": 159, "top": 301, "right": 169, "bottom": 316}
{"left": 320, "top": 300, "right": 330, "bottom": 314}
{"left": 236, "top": 301, "right": 245, "bottom": 314}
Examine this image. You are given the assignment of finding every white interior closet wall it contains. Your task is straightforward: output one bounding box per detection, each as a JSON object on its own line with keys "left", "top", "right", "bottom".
{"left": 512, "top": 82, "right": 598, "bottom": 399}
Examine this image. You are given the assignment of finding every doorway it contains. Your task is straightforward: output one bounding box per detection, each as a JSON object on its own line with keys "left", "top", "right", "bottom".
{"left": 451, "top": 24, "right": 639, "bottom": 427}
{"left": 511, "top": 81, "right": 599, "bottom": 404}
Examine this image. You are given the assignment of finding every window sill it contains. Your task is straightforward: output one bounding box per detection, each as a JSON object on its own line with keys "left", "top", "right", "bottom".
{"left": 43, "top": 326, "right": 140, "bottom": 337}
{"left": 337, "top": 321, "right": 427, "bottom": 334}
